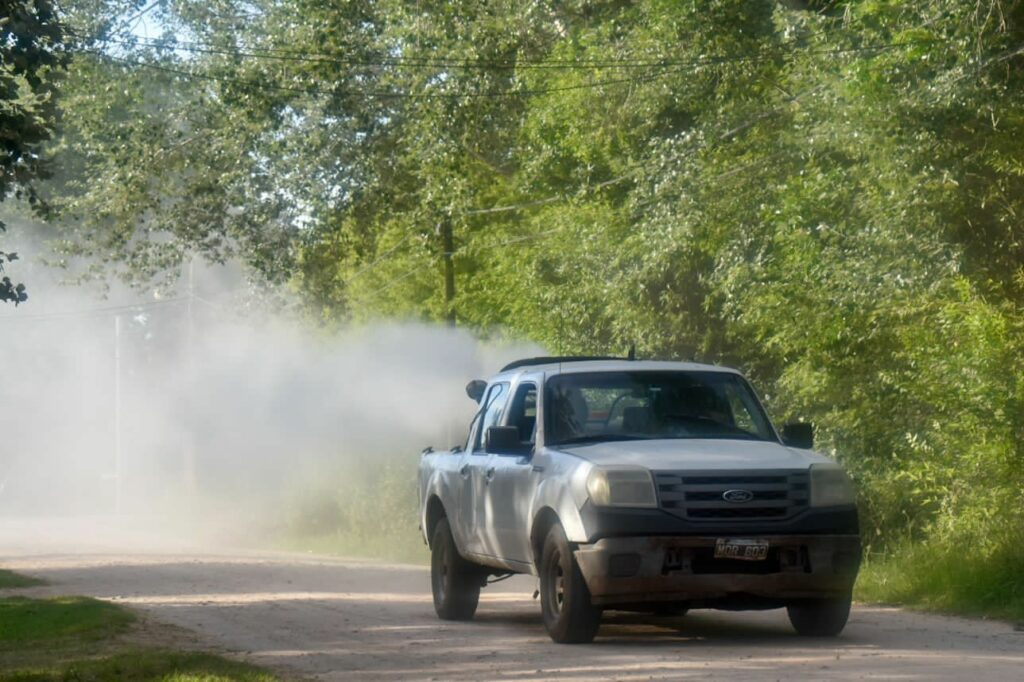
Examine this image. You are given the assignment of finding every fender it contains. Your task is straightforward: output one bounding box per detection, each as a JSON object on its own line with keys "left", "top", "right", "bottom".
{"left": 529, "top": 450, "right": 594, "bottom": 544}
{"left": 418, "top": 453, "right": 466, "bottom": 551}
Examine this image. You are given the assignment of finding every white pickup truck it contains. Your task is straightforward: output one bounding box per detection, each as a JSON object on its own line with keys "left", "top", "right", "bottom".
{"left": 417, "top": 357, "right": 860, "bottom": 643}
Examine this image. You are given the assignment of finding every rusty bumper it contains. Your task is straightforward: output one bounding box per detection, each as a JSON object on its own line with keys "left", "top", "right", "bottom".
{"left": 573, "top": 535, "right": 860, "bottom": 607}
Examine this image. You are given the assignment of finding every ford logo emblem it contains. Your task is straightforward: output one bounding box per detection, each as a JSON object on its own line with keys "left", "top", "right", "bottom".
{"left": 722, "top": 489, "right": 754, "bottom": 503}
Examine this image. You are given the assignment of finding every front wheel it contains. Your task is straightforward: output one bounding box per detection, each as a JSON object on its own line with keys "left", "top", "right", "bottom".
{"left": 540, "top": 523, "right": 601, "bottom": 643}
{"left": 787, "top": 593, "right": 852, "bottom": 636}
{"left": 430, "top": 517, "right": 481, "bottom": 620}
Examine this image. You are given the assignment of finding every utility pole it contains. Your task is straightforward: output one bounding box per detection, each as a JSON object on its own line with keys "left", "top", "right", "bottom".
{"left": 113, "top": 314, "right": 123, "bottom": 514}
{"left": 183, "top": 257, "right": 197, "bottom": 497}
{"left": 441, "top": 215, "right": 456, "bottom": 327}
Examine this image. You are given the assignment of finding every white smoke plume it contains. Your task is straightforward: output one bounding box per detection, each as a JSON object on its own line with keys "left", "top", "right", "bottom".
{"left": 0, "top": 243, "right": 540, "bottom": 549}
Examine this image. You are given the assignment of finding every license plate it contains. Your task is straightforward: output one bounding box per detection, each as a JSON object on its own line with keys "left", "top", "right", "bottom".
{"left": 714, "top": 538, "right": 769, "bottom": 561}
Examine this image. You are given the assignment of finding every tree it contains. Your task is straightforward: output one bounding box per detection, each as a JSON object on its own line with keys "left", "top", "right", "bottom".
{"left": 49, "top": 0, "right": 1024, "bottom": 522}
{"left": 38, "top": 0, "right": 1024, "bottom": 615}
{"left": 0, "top": 0, "right": 68, "bottom": 303}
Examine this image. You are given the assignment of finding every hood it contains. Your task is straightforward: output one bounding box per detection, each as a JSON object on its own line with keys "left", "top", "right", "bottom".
{"left": 554, "top": 438, "right": 834, "bottom": 471}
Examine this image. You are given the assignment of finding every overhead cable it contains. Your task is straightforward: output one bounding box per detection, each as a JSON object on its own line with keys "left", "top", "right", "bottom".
{"left": 84, "top": 50, "right": 683, "bottom": 100}
{"left": 88, "top": 33, "right": 945, "bottom": 71}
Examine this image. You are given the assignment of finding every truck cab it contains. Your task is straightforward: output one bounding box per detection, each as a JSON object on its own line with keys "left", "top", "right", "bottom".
{"left": 418, "top": 357, "right": 860, "bottom": 643}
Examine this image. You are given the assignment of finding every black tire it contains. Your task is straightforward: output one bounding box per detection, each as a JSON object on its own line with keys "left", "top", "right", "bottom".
{"left": 787, "top": 593, "right": 852, "bottom": 636}
{"left": 430, "top": 517, "right": 481, "bottom": 620}
{"left": 540, "top": 523, "right": 601, "bottom": 643}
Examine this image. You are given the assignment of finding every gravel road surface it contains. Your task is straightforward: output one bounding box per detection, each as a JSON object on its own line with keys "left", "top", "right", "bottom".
{"left": 3, "top": 519, "right": 1023, "bottom": 680}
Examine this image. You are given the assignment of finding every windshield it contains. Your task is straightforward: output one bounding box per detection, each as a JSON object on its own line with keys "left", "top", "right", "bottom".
{"left": 544, "top": 371, "right": 776, "bottom": 446}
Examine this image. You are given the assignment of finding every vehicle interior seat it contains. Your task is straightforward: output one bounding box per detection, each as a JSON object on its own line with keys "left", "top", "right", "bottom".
{"left": 549, "top": 387, "right": 589, "bottom": 442}
{"left": 622, "top": 405, "right": 653, "bottom": 433}
{"left": 517, "top": 415, "right": 536, "bottom": 444}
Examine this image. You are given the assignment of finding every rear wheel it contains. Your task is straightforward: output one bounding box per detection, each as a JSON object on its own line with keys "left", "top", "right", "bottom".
{"left": 540, "top": 523, "right": 601, "bottom": 643}
{"left": 430, "top": 517, "right": 481, "bottom": 620}
{"left": 787, "top": 593, "right": 852, "bottom": 636}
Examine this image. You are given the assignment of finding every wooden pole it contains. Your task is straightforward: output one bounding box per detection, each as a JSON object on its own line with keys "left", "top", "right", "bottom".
{"left": 441, "top": 216, "right": 456, "bottom": 327}
{"left": 113, "top": 314, "right": 122, "bottom": 514}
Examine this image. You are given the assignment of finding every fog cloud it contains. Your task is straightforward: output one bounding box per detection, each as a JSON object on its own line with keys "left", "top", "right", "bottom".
{"left": 0, "top": 255, "right": 540, "bottom": 543}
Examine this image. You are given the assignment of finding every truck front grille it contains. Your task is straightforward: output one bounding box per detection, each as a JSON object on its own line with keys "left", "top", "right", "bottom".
{"left": 654, "top": 470, "right": 809, "bottom": 521}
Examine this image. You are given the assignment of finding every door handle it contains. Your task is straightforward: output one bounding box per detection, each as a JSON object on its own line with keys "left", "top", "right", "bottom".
{"left": 485, "top": 467, "right": 496, "bottom": 482}
{"left": 459, "top": 464, "right": 470, "bottom": 477}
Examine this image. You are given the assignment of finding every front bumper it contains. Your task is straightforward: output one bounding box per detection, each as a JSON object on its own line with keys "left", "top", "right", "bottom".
{"left": 574, "top": 534, "right": 860, "bottom": 607}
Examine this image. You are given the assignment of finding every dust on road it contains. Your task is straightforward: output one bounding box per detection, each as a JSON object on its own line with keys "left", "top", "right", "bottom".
{"left": 3, "top": 519, "right": 1023, "bottom": 681}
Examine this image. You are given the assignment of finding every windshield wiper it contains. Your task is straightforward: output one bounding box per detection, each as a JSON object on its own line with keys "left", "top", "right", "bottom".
{"left": 662, "top": 433, "right": 768, "bottom": 441}
{"left": 555, "top": 434, "right": 652, "bottom": 446}
{"left": 661, "top": 415, "right": 768, "bottom": 440}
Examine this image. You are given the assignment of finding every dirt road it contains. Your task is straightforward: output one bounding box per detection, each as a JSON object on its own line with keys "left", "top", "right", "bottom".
{"left": 3, "top": 519, "right": 1024, "bottom": 681}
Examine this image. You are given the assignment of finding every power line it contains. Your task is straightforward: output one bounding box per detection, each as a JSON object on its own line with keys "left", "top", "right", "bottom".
{"left": 463, "top": 194, "right": 564, "bottom": 216}
{"left": 89, "top": 33, "right": 944, "bottom": 71}
{"left": 85, "top": 50, "right": 684, "bottom": 100}
{"left": 63, "top": 23, "right": 949, "bottom": 299}
{"left": 0, "top": 285, "right": 251, "bottom": 322}
{"left": 344, "top": 233, "right": 414, "bottom": 284}
{"left": 81, "top": 0, "right": 163, "bottom": 45}
{"left": 330, "top": 85, "right": 826, "bottom": 282}
{"left": 0, "top": 296, "right": 190, "bottom": 322}
{"left": 73, "top": 30, "right": 946, "bottom": 103}
{"left": 454, "top": 228, "right": 563, "bottom": 256}
{"left": 125, "top": 0, "right": 162, "bottom": 35}
{"left": 65, "top": 65, "right": 874, "bottom": 294}
{"left": 123, "top": 0, "right": 163, "bottom": 29}
{"left": 94, "top": 34, "right": 684, "bottom": 70}
{"left": 374, "top": 265, "right": 421, "bottom": 295}
{"left": 464, "top": 172, "right": 634, "bottom": 217}
{"left": 462, "top": 80, "right": 824, "bottom": 218}
{"left": 451, "top": 16, "right": 949, "bottom": 220}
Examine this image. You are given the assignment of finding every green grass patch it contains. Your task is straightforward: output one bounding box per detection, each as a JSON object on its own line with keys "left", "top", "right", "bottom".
{"left": 0, "top": 596, "right": 279, "bottom": 681}
{"left": 0, "top": 571, "right": 44, "bottom": 589}
{"left": 0, "top": 649, "right": 277, "bottom": 682}
{"left": 277, "top": 530, "right": 429, "bottom": 565}
{"left": 277, "top": 460, "right": 426, "bottom": 565}
{"left": 856, "top": 539, "right": 1024, "bottom": 623}
{"left": 0, "top": 597, "right": 134, "bottom": 647}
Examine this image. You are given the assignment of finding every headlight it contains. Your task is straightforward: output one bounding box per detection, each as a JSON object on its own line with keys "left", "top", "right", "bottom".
{"left": 810, "top": 464, "right": 856, "bottom": 507}
{"left": 586, "top": 467, "right": 657, "bottom": 508}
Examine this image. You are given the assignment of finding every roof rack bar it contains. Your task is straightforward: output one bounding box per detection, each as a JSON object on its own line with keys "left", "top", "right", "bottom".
{"left": 499, "top": 355, "right": 630, "bottom": 372}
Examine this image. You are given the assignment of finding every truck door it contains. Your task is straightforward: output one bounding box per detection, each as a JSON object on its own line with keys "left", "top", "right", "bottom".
{"left": 486, "top": 380, "right": 540, "bottom": 566}
{"left": 457, "top": 381, "right": 508, "bottom": 558}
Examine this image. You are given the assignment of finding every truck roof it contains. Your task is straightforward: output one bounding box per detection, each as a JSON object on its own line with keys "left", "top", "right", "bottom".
{"left": 493, "top": 357, "right": 742, "bottom": 379}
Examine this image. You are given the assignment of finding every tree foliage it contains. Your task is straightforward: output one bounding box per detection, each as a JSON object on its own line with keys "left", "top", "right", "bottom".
{"left": 0, "top": 0, "right": 67, "bottom": 302}
{"left": 45, "top": 0, "right": 1024, "bottom": 583}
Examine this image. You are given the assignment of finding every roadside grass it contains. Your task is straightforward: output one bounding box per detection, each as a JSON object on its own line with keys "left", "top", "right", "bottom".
{"left": 0, "top": 596, "right": 133, "bottom": 645}
{"left": 856, "top": 540, "right": 1024, "bottom": 624}
{"left": 0, "top": 650, "right": 276, "bottom": 682}
{"left": 279, "top": 466, "right": 429, "bottom": 565}
{"left": 277, "top": 529, "right": 429, "bottom": 565}
{"left": 0, "top": 571, "right": 44, "bottom": 589}
{"left": 0, "top": 596, "right": 279, "bottom": 681}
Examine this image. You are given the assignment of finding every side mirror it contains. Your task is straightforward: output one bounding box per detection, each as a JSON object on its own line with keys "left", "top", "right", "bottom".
{"left": 465, "top": 379, "right": 487, "bottom": 404}
{"left": 485, "top": 425, "right": 523, "bottom": 455}
{"left": 782, "top": 422, "right": 814, "bottom": 449}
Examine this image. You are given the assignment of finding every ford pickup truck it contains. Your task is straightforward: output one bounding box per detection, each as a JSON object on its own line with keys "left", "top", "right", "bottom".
{"left": 417, "top": 357, "right": 860, "bottom": 643}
